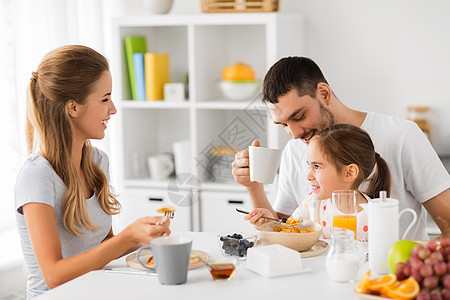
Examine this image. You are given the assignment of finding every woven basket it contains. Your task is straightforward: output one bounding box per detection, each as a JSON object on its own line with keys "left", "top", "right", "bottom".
{"left": 201, "top": 0, "right": 279, "bottom": 13}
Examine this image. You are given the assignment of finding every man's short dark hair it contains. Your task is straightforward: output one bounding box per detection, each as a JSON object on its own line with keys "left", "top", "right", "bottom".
{"left": 262, "top": 56, "right": 329, "bottom": 104}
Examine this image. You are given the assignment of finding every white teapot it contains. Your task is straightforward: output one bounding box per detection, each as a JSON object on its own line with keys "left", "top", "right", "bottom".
{"left": 360, "top": 191, "right": 417, "bottom": 275}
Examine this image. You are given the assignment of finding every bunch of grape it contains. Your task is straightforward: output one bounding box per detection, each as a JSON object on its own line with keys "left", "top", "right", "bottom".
{"left": 395, "top": 237, "right": 450, "bottom": 300}
{"left": 220, "top": 233, "right": 255, "bottom": 258}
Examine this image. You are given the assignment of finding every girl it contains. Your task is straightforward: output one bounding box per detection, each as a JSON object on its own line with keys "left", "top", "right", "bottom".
{"left": 15, "top": 45, "right": 170, "bottom": 299}
{"left": 245, "top": 124, "right": 391, "bottom": 241}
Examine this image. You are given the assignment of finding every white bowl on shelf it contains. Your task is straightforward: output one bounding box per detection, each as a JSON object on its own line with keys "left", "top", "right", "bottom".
{"left": 145, "top": 0, "right": 173, "bottom": 14}
{"left": 219, "top": 81, "right": 260, "bottom": 101}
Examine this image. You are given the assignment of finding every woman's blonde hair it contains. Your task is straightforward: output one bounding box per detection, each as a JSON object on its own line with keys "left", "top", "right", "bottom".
{"left": 26, "top": 45, "right": 120, "bottom": 235}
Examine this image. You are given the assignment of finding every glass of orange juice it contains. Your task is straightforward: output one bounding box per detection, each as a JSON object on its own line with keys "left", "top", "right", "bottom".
{"left": 332, "top": 190, "right": 357, "bottom": 239}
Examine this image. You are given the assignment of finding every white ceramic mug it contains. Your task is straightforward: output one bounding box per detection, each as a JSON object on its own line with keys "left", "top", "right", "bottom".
{"left": 148, "top": 154, "right": 174, "bottom": 180}
{"left": 172, "top": 140, "right": 192, "bottom": 176}
{"left": 249, "top": 146, "right": 282, "bottom": 184}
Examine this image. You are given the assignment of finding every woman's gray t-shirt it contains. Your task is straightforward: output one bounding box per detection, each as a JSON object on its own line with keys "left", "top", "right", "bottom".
{"left": 15, "top": 148, "right": 112, "bottom": 299}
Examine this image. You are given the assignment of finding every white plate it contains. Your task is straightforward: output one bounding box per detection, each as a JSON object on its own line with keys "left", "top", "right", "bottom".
{"left": 356, "top": 293, "right": 391, "bottom": 300}
{"left": 299, "top": 240, "right": 329, "bottom": 258}
{"left": 126, "top": 249, "right": 210, "bottom": 271}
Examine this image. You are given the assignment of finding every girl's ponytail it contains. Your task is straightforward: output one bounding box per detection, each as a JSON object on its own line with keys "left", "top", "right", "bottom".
{"left": 365, "top": 154, "right": 391, "bottom": 199}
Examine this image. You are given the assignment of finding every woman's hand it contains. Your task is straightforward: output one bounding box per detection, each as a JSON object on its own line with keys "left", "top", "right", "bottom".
{"left": 244, "top": 208, "right": 275, "bottom": 227}
{"left": 121, "top": 216, "right": 171, "bottom": 247}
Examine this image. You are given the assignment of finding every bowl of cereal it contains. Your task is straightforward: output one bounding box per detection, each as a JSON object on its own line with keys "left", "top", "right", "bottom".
{"left": 255, "top": 220, "right": 322, "bottom": 252}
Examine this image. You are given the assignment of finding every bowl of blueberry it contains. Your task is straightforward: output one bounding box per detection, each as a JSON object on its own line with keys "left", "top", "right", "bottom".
{"left": 218, "top": 232, "right": 258, "bottom": 260}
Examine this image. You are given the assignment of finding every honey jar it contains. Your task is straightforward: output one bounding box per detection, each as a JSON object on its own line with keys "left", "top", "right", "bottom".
{"left": 408, "top": 106, "right": 430, "bottom": 138}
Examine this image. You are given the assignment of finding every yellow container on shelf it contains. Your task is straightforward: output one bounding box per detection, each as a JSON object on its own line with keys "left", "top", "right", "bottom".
{"left": 145, "top": 53, "right": 170, "bottom": 101}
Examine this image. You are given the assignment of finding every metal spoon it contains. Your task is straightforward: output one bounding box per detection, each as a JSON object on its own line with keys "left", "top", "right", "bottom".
{"left": 235, "top": 208, "right": 287, "bottom": 224}
{"left": 195, "top": 255, "right": 213, "bottom": 271}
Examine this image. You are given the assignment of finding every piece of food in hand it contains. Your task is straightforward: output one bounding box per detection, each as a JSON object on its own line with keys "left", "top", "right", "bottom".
{"left": 156, "top": 205, "right": 176, "bottom": 214}
{"left": 222, "top": 63, "right": 255, "bottom": 82}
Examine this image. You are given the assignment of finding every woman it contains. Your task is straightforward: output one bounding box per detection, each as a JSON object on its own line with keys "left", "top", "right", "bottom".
{"left": 15, "top": 45, "right": 170, "bottom": 299}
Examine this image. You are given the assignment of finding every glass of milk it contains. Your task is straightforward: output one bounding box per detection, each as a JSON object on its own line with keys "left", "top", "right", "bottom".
{"left": 326, "top": 228, "right": 364, "bottom": 282}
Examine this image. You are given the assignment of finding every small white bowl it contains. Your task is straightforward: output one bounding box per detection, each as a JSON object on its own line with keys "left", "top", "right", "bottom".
{"left": 219, "top": 81, "right": 260, "bottom": 101}
{"left": 146, "top": 0, "right": 173, "bottom": 14}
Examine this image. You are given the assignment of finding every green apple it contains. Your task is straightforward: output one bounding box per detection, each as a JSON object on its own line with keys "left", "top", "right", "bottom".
{"left": 387, "top": 240, "right": 419, "bottom": 273}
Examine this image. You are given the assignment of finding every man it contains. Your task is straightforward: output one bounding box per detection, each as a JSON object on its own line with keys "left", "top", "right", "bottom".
{"left": 232, "top": 56, "right": 450, "bottom": 240}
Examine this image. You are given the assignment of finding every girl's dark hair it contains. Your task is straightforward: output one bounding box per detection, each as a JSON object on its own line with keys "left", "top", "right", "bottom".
{"left": 262, "top": 56, "right": 328, "bottom": 104}
{"left": 313, "top": 124, "right": 391, "bottom": 199}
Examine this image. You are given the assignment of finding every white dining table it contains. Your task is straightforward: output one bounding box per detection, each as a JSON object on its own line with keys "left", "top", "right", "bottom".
{"left": 35, "top": 231, "right": 367, "bottom": 299}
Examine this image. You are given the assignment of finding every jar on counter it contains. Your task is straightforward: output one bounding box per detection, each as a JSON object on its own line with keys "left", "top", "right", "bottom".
{"left": 408, "top": 106, "right": 430, "bottom": 139}
{"left": 326, "top": 228, "right": 364, "bottom": 282}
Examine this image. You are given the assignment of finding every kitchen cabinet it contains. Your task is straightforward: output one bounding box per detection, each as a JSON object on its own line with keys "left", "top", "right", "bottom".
{"left": 109, "top": 13, "right": 304, "bottom": 231}
{"left": 115, "top": 187, "right": 191, "bottom": 232}
{"left": 200, "top": 190, "right": 255, "bottom": 234}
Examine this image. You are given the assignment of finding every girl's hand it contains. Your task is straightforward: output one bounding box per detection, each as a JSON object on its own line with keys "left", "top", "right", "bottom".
{"left": 121, "top": 216, "right": 171, "bottom": 246}
{"left": 244, "top": 208, "right": 275, "bottom": 226}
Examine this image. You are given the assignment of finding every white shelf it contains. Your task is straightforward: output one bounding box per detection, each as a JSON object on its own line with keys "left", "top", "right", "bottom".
{"left": 110, "top": 13, "right": 305, "bottom": 231}
{"left": 124, "top": 177, "right": 248, "bottom": 192}
{"left": 112, "top": 13, "right": 303, "bottom": 27}
{"left": 194, "top": 100, "right": 266, "bottom": 110}
{"left": 120, "top": 100, "right": 265, "bottom": 110}
{"left": 121, "top": 100, "right": 190, "bottom": 109}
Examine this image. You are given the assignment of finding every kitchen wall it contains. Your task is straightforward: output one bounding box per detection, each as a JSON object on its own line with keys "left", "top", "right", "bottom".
{"left": 171, "top": 0, "right": 450, "bottom": 155}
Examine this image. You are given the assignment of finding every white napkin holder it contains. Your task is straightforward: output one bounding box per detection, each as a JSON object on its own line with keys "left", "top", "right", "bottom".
{"left": 246, "top": 244, "right": 304, "bottom": 277}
